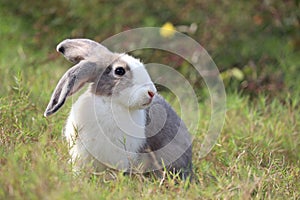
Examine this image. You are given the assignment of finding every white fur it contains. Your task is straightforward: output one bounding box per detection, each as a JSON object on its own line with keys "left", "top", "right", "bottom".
{"left": 120, "top": 54, "right": 153, "bottom": 85}
{"left": 65, "top": 90, "right": 147, "bottom": 171}
{"left": 116, "top": 54, "right": 157, "bottom": 109}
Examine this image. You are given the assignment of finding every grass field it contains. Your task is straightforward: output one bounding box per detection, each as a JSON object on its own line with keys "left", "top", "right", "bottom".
{"left": 1, "top": 1, "right": 299, "bottom": 199}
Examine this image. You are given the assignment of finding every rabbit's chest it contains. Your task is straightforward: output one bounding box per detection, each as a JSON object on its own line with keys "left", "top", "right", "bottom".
{"left": 65, "top": 92, "right": 146, "bottom": 170}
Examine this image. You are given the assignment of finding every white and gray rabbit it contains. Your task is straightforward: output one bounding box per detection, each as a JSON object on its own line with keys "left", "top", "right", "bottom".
{"left": 44, "top": 39, "right": 192, "bottom": 179}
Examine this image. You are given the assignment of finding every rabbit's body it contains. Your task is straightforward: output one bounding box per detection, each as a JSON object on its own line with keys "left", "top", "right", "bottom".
{"left": 45, "top": 39, "right": 192, "bottom": 179}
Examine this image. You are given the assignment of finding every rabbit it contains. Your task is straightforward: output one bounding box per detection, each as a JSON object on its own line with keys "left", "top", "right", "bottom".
{"left": 44, "top": 39, "right": 192, "bottom": 179}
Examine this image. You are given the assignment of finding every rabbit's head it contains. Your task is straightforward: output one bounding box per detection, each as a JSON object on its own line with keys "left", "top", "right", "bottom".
{"left": 44, "top": 39, "right": 156, "bottom": 117}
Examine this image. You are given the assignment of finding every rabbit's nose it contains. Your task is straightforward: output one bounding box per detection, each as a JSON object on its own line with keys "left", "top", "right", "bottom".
{"left": 148, "top": 91, "right": 155, "bottom": 98}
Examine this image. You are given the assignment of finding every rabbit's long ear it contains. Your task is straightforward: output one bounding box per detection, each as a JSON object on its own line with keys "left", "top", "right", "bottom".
{"left": 44, "top": 61, "right": 98, "bottom": 117}
{"left": 57, "top": 39, "right": 111, "bottom": 64}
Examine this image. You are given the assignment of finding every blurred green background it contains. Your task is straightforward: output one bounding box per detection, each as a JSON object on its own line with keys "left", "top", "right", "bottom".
{"left": 1, "top": 0, "right": 300, "bottom": 97}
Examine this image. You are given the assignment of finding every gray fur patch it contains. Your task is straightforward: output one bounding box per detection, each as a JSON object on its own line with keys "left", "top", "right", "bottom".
{"left": 91, "top": 65, "right": 116, "bottom": 96}
{"left": 140, "top": 95, "right": 193, "bottom": 178}
{"left": 91, "top": 60, "right": 133, "bottom": 96}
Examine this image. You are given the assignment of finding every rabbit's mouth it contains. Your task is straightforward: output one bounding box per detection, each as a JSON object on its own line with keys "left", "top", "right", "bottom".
{"left": 142, "top": 99, "right": 153, "bottom": 107}
{"left": 141, "top": 91, "right": 155, "bottom": 107}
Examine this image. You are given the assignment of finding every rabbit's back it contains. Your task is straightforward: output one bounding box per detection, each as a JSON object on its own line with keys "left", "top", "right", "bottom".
{"left": 142, "top": 95, "right": 193, "bottom": 178}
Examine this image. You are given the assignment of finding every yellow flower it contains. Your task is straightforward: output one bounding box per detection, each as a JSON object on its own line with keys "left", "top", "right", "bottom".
{"left": 160, "top": 22, "right": 176, "bottom": 38}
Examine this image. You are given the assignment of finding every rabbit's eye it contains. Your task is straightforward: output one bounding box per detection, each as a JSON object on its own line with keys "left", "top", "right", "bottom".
{"left": 114, "top": 67, "right": 126, "bottom": 76}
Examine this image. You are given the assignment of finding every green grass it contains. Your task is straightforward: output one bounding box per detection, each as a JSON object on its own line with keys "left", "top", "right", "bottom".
{"left": 1, "top": 74, "right": 299, "bottom": 199}
{"left": 1, "top": 1, "right": 300, "bottom": 199}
